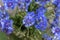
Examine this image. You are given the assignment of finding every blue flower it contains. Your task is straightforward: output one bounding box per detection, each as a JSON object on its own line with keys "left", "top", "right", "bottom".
{"left": 1, "top": 19, "right": 13, "bottom": 34}
{"left": 2, "top": 0, "right": 17, "bottom": 10}
{"left": 0, "top": 11, "right": 13, "bottom": 35}
{"left": 35, "top": 6, "right": 47, "bottom": 31}
{"left": 23, "top": 11, "right": 35, "bottom": 27}
{"left": 35, "top": 15, "right": 48, "bottom": 31}
{"left": 52, "top": 0, "right": 60, "bottom": 6}
{"left": 52, "top": 27, "right": 60, "bottom": 36}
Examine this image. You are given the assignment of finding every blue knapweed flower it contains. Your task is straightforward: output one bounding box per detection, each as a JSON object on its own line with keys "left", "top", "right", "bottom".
{"left": 52, "top": 27, "right": 60, "bottom": 36}
{"left": 35, "top": 15, "right": 48, "bottom": 31}
{"left": 2, "top": 0, "right": 17, "bottom": 10}
{"left": 1, "top": 19, "right": 13, "bottom": 34}
{"left": 23, "top": 11, "right": 35, "bottom": 27}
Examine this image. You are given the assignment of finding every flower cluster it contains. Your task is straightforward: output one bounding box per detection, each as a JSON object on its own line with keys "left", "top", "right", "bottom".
{"left": 0, "top": 11, "right": 13, "bottom": 35}
{"left": 1, "top": 0, "right": 60, "bottom": 39}
{"left": 22, "top": 0, "right": 60, "bottom": 40}
{"left": 2, "top": 0, "right": 50, "bottom": 11}
{"left": 50, "top": 0, "right": 60, "bottom": 40}
{"left": 2, "top": 0, "right": 32, "bottom": 11}
{"left": 23, "top": 6, "right": 48, "bottom": 31}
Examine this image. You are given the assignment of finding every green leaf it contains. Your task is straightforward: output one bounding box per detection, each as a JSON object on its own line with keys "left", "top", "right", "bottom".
{"left": 0, "top": 32, "right": 7, "bottom": 40}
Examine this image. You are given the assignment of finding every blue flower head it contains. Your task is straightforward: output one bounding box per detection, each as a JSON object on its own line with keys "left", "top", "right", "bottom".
{"left": 52, "top": 27, "right": 60, "bottom": 36}
{"left": 52, "top": 0, "right": 60, "bottom": 6}
{"left": 35, "top": 15, "right": 48, "bottom": 31}
{"left": 23, "top": 11, "right": 35, "bottom": 27}
{"left": 1, "top": 19, "right": 13, "bottom": 34}
{"left": 2, "top": 0, "right": 17, "bottom": 10}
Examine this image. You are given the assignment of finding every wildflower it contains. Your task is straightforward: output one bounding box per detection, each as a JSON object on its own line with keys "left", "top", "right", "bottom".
{"left": 23, "top": 11, "right": 35, "bottom": 27}
{"left": 52, "top": 0, "right": 60, "bottom": 6}
{"left": 35, "top": 15, "right": 48, "bottom": 31}
{"left": 1, "top": 19, "right": 13, "bottom": 34}
{"left": 52, "top": 27, "right": 60, "bottom": 36}
{"left": 2, "top": 0, "right": 16, "bottom": 10}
